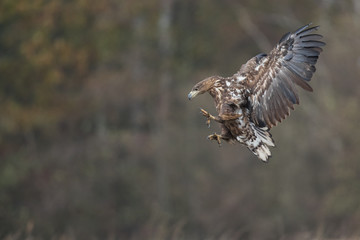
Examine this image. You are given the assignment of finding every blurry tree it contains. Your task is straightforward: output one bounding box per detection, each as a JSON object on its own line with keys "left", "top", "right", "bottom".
{"left": 0, "top": 0, "right": 360, "bottom": 239}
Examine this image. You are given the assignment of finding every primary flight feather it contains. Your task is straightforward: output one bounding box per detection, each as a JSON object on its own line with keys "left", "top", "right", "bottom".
{"left": 188, "top": 24, "right": 325, "bottom": 162}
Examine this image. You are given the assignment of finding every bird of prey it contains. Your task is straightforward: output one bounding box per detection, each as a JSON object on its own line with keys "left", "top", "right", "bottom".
{"left": 188, "top": 24, "right": 325, "bottom": 162}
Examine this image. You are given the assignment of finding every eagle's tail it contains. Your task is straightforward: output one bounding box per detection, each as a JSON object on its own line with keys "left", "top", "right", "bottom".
{"left": 248, "top": 124, "right": 275, "bottom": 162}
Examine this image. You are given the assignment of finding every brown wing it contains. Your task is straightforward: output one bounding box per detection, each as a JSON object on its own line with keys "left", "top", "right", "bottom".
{"left": 240, "top": 24, "right": 325, "bottom": 128}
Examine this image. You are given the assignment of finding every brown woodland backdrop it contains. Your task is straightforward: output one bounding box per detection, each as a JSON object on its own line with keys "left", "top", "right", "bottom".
{"left": 1, "top": 0, "right": 360, "bottom": 239}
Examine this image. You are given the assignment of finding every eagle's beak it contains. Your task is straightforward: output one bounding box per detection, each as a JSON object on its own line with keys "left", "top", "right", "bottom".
{"left": 188, "top": 90, "right": 199, "bottom": 100}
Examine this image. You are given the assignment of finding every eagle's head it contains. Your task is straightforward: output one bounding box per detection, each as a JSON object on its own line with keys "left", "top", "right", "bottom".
{"left": 188, "top": 76, "right": 218, "bottom": 100}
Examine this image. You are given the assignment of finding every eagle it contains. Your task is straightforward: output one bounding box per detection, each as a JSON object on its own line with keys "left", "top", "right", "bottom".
{"left": 188, "top": 24, "right": 325, "bottom": 162}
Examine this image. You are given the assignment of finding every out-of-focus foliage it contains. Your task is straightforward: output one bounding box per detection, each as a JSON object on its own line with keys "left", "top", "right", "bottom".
{"left": 0, "top": 0, "right": 360, "bottom": 239}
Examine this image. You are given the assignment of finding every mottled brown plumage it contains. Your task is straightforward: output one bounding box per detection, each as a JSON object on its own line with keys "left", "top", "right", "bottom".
{"left": 188, "top": 24, "right": 325, "bottom": 162}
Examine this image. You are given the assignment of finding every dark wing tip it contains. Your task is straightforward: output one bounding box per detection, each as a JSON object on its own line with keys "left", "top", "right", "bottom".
{"left": 294, "top": 23, "right": 321, "bottom": 35}
{"left": 296, "top": 25, "right": 320, "bottom": 38}
{"left": 278, "top": 24, "right": 322, "bottom": 45}
{"left": 294, "top": 23, "right": 313, "bottom": 34}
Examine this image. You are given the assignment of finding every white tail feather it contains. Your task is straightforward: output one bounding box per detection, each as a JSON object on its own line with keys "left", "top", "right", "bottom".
{"left": 253, "top": 144, "right": 272, "bottom": 162}
{"left": 249, "top": 123, "right": 275, "bottom": 162}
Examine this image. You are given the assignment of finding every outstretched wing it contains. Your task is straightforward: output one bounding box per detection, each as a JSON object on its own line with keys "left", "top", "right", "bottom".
{"left": 239, "top": 24, "right": 325, "bottom": 128}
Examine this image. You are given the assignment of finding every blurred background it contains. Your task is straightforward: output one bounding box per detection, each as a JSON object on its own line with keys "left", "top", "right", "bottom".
{"left": 1, "top": 0, "right": 360, "bottom": 239}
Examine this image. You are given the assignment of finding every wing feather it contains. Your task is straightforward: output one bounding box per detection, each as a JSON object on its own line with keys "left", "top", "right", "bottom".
{"left": 242, "top": 24, "right": 324, "bottom": 128}
{"left": 295, "top": 25, "right": 319, "bottom": 36}
{"left": 299, "top": 34, "right": 323, "bottom": 41}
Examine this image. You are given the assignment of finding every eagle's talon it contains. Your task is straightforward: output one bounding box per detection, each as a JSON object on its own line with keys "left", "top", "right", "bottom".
{"left": 200, "top": 108, "right": 216, "bottom": 128}
{"left": 208, "top": 133, "right": 222, "bottom": 146}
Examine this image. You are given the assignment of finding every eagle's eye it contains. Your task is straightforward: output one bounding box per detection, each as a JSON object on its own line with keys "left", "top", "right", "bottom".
{"left": 194, "top": 88, "right": 199, "bottom": 91}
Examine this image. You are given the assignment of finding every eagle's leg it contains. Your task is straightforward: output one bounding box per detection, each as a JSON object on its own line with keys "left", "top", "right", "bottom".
{"left": 218, "top": 113, "right": 242, "bottom": 121}
{"left": 207, "top": 133, "right": 230, "bottom": 146}
{"left": 200, "top": 108, "right": 223, "bottom": 128}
